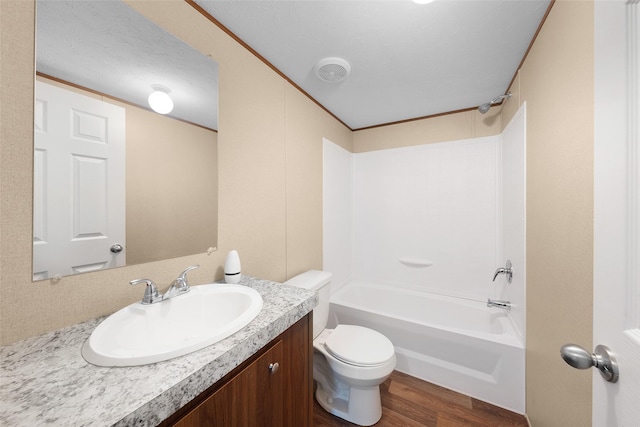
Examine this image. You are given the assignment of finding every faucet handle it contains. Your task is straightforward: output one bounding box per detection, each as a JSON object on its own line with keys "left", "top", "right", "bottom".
{"left": 177, "top": 265, "right": 200, "bottom": 287}
{"left": 492, "top": 260, "right": 513, "bottom": 283}
{"left": 130, "top": 278, "right": 161, "bottom": 304}
{"left": 163, "top": 265, "right": 200, "bottom": 301}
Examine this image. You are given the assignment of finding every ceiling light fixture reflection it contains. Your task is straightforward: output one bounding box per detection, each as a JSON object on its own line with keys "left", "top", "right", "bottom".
{"left": 148, "top": 85, "right": 174, "bottom": 114}
{"left": 412, "top": 0, "right": 435, "bottom": 4}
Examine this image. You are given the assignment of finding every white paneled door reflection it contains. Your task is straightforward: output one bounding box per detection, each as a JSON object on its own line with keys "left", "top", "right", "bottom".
{"left": 33, "top": 81, "right": 125, "bottom": 280}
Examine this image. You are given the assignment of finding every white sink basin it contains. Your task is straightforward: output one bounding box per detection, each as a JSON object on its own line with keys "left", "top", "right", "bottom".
{"left": 82, "top": 284, "right": 263, "bottom": 367}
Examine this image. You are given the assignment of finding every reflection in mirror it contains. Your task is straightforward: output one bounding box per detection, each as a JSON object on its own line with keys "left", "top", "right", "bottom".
{"left": 33, "top": 0, "right": 219, "bottom": 280}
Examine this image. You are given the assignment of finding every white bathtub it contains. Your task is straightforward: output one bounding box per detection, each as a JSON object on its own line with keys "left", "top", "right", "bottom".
{"left": 328, "top": 280, "right": 525, "bottom": 414}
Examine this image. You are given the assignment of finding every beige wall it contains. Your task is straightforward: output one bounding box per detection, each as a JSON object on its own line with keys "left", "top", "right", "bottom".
{"left": 353, "top": 108, "right": 502, "bottom": 152}
{"left": 123, "top": 101, "right": 218, "bottom": 265}
{"left": 0, "top": 0, "right": 350, "bottom": 345}
{"left": 504, "top": 1, "right": 594, "bottom": 425}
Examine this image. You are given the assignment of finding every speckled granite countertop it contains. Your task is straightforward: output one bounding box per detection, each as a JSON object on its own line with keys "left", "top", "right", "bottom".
{"left": 0, "top": 277, "right": 316, "bottom": 427}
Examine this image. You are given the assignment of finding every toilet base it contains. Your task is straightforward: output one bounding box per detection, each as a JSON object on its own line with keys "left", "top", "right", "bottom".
{"left": 315, "top": 382, "right": 383, "bottom": 426}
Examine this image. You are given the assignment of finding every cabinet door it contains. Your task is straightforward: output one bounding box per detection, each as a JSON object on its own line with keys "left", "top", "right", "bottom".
{"left": 174, "top": 340, "right": 284, "bottom": 427}
{"left": 252, "top": 339, "right": 284, "bottom": 426}
{"left": 281, "top": 314, "right": 313, "bottom": 426}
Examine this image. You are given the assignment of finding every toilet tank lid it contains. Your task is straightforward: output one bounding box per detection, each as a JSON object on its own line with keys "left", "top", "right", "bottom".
{"left": 284, "top": 270, "right": 331, "bottom": 291}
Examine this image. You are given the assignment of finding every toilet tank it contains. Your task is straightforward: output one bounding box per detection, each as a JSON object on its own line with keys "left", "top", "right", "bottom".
{"left": 284, "top": 270, "right": 331, "bottom": 338}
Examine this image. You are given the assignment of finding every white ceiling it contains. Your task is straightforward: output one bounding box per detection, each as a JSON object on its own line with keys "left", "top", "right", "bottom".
{"left": 194, "top": 0, "right": 550, "bottom": 130}
{"left": 36, "top": 0, "right": 551, "bottom": 132}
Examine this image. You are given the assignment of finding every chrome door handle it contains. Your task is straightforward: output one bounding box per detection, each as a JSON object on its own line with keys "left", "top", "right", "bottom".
{"left": 560, "top": 344, "right": 619, "bottom": 383}
{"left": 268, "top": 362, "right": 279, "bottom": 375}
{"left": 110, "top": 244, "right": 123, "bottom": 254}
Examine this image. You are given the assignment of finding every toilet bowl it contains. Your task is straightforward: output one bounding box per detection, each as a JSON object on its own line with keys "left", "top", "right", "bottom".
{"left": 313, "top": 325, "right": 396, "bottom": 426}
{"left": 285, "top": 271, "right": 396, "bottom": 426}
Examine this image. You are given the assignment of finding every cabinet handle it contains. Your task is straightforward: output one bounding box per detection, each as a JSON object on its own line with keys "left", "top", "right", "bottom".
{"left": 268, "top": 362, "right": 279, "bottom": 374}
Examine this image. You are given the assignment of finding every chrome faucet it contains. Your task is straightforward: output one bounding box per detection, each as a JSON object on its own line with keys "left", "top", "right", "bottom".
{"left": 163, "top": 265, "right": 200, "bottom": 300}
{"left": 130, "top": 265, "right": 199, "bottom": 304}
{"left": 487, "top": 298, "right": 511, "bottom": 311}
{"left": 130, "top": 278, "right": 163, "bottom": 304}
{"left": 492, "top": 260, "right": 513, "bottom": 283}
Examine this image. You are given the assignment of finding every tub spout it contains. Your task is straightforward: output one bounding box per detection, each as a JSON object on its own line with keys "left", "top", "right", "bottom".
{"left": 487, "top": 298, "right": 511, "bottom": 311}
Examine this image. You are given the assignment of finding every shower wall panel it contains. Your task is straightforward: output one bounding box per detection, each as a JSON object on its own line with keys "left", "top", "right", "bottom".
{"left": 352, "top": 136, "right": 501, "bottom": 301}
{"left": 323, "top": 139, "right": 354, "bottom": 291}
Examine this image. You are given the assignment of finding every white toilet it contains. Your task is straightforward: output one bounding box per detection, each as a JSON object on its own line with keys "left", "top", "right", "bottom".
{"left": 285, "top": 270, "right": 396, "bottom": 426}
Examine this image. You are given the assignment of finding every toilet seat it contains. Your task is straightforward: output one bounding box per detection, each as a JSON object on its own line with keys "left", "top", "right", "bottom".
{"left": 323, "top": 325, "right": 395, "bottom": 367}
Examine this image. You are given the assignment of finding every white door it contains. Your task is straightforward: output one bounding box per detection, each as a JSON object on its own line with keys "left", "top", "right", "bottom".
{"left": 33, "top": 81, "right": 126, "bottom": 279}
{"left": 593, "top": 1, "right": 640, "bottom": 425}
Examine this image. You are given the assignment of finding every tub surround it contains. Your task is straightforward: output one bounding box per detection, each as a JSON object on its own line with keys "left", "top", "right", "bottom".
{"left": 0, "top": 277, "right": 316, "bottom": 427}
{"left": 324, "top": 104, "right": 526, "bottom": 339}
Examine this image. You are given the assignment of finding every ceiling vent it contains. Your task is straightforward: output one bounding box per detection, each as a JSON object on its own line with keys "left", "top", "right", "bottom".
{"left": 314, "top": 57, "right": 351, "bottom": 83}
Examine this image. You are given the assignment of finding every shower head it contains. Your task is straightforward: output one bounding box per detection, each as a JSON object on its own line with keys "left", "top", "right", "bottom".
{"left": 478, "top": 92, "right": 512, "bottom": 114}
{"left": 478, "top": 103, "right": 492, "bottom": 114}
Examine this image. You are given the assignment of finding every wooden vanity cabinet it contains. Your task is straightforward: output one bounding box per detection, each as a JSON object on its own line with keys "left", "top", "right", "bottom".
{"left": 165, "top": 314, "right": 312, "bottom": 427}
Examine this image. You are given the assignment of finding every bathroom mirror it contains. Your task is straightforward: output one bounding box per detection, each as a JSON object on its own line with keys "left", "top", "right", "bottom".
{"left": 33, "top": 0, "right": 219, "bottom": 280}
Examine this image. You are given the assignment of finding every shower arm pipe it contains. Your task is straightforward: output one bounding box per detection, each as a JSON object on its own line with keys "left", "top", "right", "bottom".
{"left": 490, "top": 92, "right": 511, "bottom": 105}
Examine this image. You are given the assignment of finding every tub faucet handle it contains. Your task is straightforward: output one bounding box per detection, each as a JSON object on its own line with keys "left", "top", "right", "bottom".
{"left": 492, "top": 260, "right": 513, "bottom": 283}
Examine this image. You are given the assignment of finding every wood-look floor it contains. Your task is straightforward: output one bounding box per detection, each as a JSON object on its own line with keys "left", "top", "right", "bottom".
{"left": 313, "top": 371, "right": 528, "bottom": 427}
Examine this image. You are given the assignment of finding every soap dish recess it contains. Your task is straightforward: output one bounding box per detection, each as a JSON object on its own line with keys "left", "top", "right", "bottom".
{"left": 398, "top": 258, "right": 433, "bottom": 267}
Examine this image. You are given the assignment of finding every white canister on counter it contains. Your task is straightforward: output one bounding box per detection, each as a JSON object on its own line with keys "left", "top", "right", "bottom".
{"left": 224, "top": 250, "right": 241, "bottom": 284}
